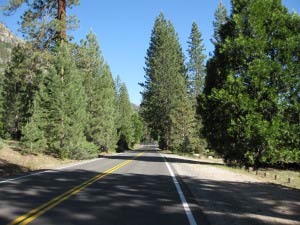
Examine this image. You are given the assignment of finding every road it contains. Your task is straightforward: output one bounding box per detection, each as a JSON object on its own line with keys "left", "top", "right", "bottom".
{"left": 0, "top": 145, "right": 204, "bottom": 225}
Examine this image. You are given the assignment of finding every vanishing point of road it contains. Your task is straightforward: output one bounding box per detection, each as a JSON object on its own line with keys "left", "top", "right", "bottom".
{"left": 0, "top": 145, "right": 205, "bottom": 225}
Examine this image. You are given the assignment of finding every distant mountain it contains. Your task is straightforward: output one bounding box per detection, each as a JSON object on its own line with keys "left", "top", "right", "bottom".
{"left": 0, "top": 22, "right": 23, "bottom": 74}
{"left": 131, "top": 103, "right": 140, "bottom": 112}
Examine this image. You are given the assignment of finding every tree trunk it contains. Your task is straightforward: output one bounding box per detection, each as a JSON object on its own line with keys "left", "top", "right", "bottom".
{"left": 58, "top": 0, "right": 66, "bottom": 41}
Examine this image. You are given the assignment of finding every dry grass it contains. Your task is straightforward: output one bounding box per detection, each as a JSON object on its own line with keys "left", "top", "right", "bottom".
{"left": 0, "top": 141, "right": 80, "bottom": 177}
{"left": 217, "top": 165, "right": 300, "bottom": 189}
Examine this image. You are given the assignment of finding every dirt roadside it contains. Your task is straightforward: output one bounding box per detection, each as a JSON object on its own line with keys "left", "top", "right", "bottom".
{"left": 0, "top": 146, "right": 79, "bottom": 177}
{"left": 164, "top": 153, "right": 300, "bottom": 225}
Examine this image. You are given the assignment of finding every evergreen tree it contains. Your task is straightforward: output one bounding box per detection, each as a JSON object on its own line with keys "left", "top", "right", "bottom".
{"left": 2, "top": 44, "right": 49, "bottom": 140}
{"left": 114, "top": 75, "right": 123, "bottom": 130}
{"left": 3, "top": 0, "right": 80, "bottom": 49}
{"left": 131, "top": 113, "right": 144, "bottom": 146}
{"left": 200, "top": 0, "right": 300, "bottom": 166}
{"left": 140, "top": 13, "right": 194, "bottom": 151}
{"left": 21, "top": 97, "right": 47, "bottom": 153}
{"left": 0, "top": 73, "right": 4, "bottom": 137}
{"left": 117, "top": 83, "right": 133, "bottom": 150}
{"left": 212, "top": 1, "right": 228, "bottom": 45}
{"left": 96, "top": 64, "right": 118, "bottom": 151}
{"left": 77, "top": 31, "right": 117, "bottom": 152}
{"left": 169, "top": 93, "right": 197, "bottom": 153}
{"left": 77, "top": 31, "right": 104, "bottom": 101}
{"left": 22, "top": 44, "right": 97, "bottom": 159}
{"left": 204, "top": 1, "right": 228, "bottom": 95}
{"left": 187, "top": 22, "right": 206, "bottom": 98}
{"left": 186, "top": 22, "right": 207, "bottom": 154}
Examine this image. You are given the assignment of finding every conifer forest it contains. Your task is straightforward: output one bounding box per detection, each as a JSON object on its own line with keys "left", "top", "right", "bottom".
{"left": 1, "top": 0, "right": 299, "bottom": 168}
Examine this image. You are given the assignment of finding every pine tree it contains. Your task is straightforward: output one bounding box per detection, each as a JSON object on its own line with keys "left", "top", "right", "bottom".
{"left": 186, "top": 22, "right": 207, "bottom": 154}
{"left": 22, "top": 44, "right": 97, "bottom": 159}
{"left": 140, "top": 13, "right": 194, "bottom": 151}
{"left": 76, "top": 31, "right": 117, "bottom": 152}
{"left": 2, "top": 44, "right": 49, "bottom": 140}
{"left": 187, "top": 22, "right": 206, "bottom": 99}
{"left": 96, "top": 64, "right": 118, "bottom": 151}
{"left": 169, "top": 93, "right": 196, "bottom": 153}
{"left": 200, "top": 0, "right": 300, "bottom": 166}
{"left": 117, "top": 83, "right": 133, "bottom": 151}
{"left": 0, "top": 73, "right": 4, "bottom": 137}
{"left": 204, "top": 1, "right": 228, "bottom": 95}
{"left": 3, "top": 0, "right": 80, "bottom": 49}
{"left": 131, "top": 113, "right": 144, "bottom": 146}
{"left": 77, "top": 31, "right": 104, "bottom": 102}
{"left": 21, "top": 97, "right": 47, "bottom": 153}
{"left": 199, "top": 2, "right": 230, "bottom": 157}
{"left": 212, "top": 1, "right": 228, "bottom": 45}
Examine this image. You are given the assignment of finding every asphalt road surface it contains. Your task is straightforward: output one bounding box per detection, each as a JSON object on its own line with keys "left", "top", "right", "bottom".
{"left": 0, "top": 145, "right": 205, "bottom": 225}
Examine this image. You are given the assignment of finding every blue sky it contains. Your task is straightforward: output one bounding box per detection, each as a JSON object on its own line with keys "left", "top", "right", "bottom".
{"left": 0, "top": 0, "right": 299, "bottom": 105}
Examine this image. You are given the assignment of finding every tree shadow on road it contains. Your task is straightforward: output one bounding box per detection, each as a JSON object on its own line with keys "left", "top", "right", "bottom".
{"left": 179, "top": 175, "right": 300, "bottom": 225}
{"left": 0, "top": 159, "right": 31, "bottom": 177}
{"left": 105, "top": 150, "right": 224, "bottom": 167}
{"left": 0, "top": 153, "right": 299, "bottom": 225}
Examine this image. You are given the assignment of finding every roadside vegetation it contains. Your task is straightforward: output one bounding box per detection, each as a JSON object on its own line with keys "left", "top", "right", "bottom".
{"left": 0, "top": 0, "right": 144, "bottom": 160}
{"left": 199, "top": 0, "right": 300, "bottom": 168}
{"left": 140, "top": 0, "right": 300, "bottom": 169}
{"left": 0, "top": 0, "right": 299, "bottom": 172}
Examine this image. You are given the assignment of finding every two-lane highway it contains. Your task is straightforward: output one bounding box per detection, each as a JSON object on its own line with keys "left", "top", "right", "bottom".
{"left": 0, "top": 145, "right": 200, "bottom": 225}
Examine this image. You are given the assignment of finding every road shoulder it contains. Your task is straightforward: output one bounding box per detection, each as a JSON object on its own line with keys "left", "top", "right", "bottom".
{"left": 163, "top": 153, "right": 300, "bottom": 225}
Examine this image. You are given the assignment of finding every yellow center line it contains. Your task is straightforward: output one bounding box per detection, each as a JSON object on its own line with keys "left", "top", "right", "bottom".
{"left": 8, "top": 152, "right": 144, "bottom": 225}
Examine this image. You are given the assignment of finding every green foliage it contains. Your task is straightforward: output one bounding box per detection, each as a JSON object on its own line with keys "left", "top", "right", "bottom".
{"left": 96, "top": 64, "right": 118, "bottom": 151}
{"left": 131, "top": 113, "right": 144, "bottom": 146}
{"left": 21, "top": 100, "right": 47, "bottom": 154}
{"left": 77, "top": 31, "right": 118, "bottom": 152}
{"left": 140, "top": 13, "right": 196, "bottom": 152}
{"left": 200, "top": 0, "right": 300, "bottom": 166}
{"left": 169, "top": 93, "right": 197, "bottom": 153}
{"left": 117, "top": 83, "right": 133, "bottom": 151}
{"left": 3, "top": 2, "right": 130, "bottom": 159}
{"left": 22, "top": 44, "right": 97, "bottom": 159}
{"left": 0, "top": 41, "right": 14, "bottom": 68}
{"left": 2, "top": 44, "right": 49, "bottom": 139}
{"left": 187, "top": 22, "right": 206, "bottom": 98}
{"left": 186, "top": 22, "right": 208, "bottom": 154}
{"left": 212, "top": 1, "right": 228, "bottom": 44}
{"left": 3, "top": 0, "right": 80, "bottom": 49}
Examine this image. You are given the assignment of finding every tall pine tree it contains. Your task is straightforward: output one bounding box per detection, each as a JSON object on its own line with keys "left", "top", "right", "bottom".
{"left": 187, "top": 22, "right": 206, "bottom": 99}
{"left": 186, "top": 22, "right": 207, "bottom": 154}
{"left": 2, "top": 44, "right": 50, "bottom": 140}
{"left": 131, "top": 112, "right": 144, "bottom": 146}
{"left": 212, "top": 1, "right": 228, "bottom": 45}
{"left": 96, "top": 64, "right": 118, "bottom": 152}
{"left": 22, "top": 44, "right": 97, "bottom": 159}
{"left": 77, "top": 31, "right": 118, "bottom": 152}
{"left": 3, "top": 0, "right": 79, "bottom": 49}
{"left": 140, "top": 13, "right": 195, "bottom": 151}
{"left": 117, "top": 83, "right": 133, "bottom": 151}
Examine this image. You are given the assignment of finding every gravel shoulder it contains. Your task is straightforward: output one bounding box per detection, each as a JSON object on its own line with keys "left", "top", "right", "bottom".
{"left": 164, "top": 153, "right": 300, "bottom": 225}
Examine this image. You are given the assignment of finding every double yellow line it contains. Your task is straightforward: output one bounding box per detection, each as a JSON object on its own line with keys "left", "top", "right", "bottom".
{"left": 7, "top": 152, "right": 144, "bottom": 225}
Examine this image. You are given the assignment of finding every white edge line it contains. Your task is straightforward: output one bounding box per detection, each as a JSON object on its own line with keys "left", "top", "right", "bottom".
{"left": 0, "top": 152, "right": 125, "bottom": 184}
{"left": 159, "top": 152, "right": 198, "bottom": 225}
